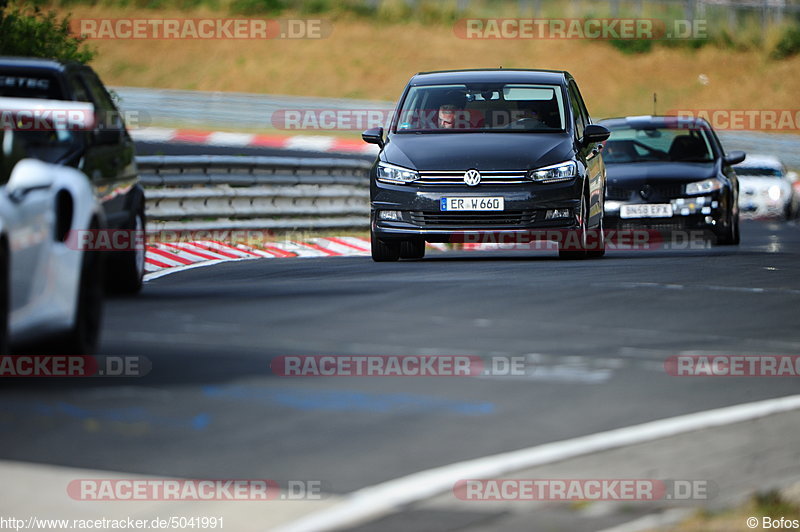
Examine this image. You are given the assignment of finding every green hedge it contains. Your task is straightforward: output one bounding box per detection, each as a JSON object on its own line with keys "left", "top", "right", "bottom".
{"left": 0, "top": 0, "right": 94, "bottom": 63}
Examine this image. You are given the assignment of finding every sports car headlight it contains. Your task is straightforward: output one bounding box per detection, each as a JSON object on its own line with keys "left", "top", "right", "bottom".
{"left": 377, "top": 162, "right": 420, "bottom": 184}
{"left": 685, "top": 178, "right": 723, "bottom": 195}
{"left": 528, "top": 161, "right": 577, "bottom": 183}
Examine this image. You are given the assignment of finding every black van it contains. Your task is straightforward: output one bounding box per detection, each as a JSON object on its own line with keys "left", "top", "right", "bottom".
{"left": 0, "top": 57, "right": 145, "bottom": 293}
{"left": 363, "top": 69, "right": 611, "bottom": 261}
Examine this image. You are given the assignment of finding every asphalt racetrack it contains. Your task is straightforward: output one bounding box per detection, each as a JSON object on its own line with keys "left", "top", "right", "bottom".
{"left": 2, "top": 219, "right": 798, "bottom": 497}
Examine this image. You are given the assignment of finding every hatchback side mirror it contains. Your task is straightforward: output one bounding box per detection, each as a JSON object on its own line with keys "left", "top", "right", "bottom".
{"left": 724, "top": 151, "right": 746, "bottom": 166}
{"left": 582, "top": 124, "right": 610, "bottom": 147}
{"left": 362, "top": 127, "right": 384, "bottom": 148}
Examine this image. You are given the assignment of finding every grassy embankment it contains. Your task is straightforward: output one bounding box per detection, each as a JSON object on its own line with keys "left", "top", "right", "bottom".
{"left": 651, "top": 488, "right": 800, "bottom": 532}
{"left": 36, "top": 0, "right": 800, "bottom": 137}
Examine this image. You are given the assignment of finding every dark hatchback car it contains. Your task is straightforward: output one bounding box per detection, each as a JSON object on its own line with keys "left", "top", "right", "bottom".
{"left": 362, "top": 69, "right": 611, "bottom": 261}
{"left": 599, "top": 115, "right": 745, "bottom": 245}
{"left": 0, "top": 56, "right": 145, "bottom": 292}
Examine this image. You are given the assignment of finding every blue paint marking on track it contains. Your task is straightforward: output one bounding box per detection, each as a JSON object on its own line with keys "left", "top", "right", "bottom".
{"left": 202, "top": 385, "right": 494, "bottom": 415}
{"left": 0, "top": 400, "right": 211, "bottom": 430}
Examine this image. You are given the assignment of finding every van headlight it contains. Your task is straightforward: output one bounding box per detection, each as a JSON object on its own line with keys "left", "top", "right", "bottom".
{"left": 377, "top": 162, "right": 420, "bottom": 184}
{"left": 685, "top": 178, "right": 723, "bottom": 195}
{"left": 528, "top": 161, "right": 577, "bottom": 183}
{"left": 528, "top": 161, "right": 578, "bottom": 183}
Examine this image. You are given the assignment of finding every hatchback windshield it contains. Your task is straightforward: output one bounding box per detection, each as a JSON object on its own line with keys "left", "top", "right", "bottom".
{"left": 395, "top": 83, "right": 566, "bottom": 132}
{"left": 603, "top": 126, "right": 716, "bottom": 163}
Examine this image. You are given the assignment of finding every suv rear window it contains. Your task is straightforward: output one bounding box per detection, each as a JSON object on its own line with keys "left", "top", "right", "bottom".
{"left": 0, "top": 72, "right": 63, "bottom": 99}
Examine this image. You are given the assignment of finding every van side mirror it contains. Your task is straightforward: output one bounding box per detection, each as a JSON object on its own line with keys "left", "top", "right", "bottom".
{"left": 362, "top": 127, "right": 384, "bottom": 148}
{"left": 582, "top": 124, "right": 610, "bottom": 147}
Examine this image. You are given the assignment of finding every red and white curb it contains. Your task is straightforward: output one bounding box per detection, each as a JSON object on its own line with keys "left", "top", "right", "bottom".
{"left": 144, "top": 238, "right": 450, "bottom": 280}
{"left": 144, "top": 236, "right": 373, "bottom": 279}
{"left": 131, "top": 127, "right": 378, "bottom": 155}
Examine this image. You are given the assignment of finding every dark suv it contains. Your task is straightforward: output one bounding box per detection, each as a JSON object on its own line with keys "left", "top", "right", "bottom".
{"left": 362, "top": 69, "right": 610, "bottom": 261}
{"left": 0, "top": 57, "right": 145, "bottom": 292}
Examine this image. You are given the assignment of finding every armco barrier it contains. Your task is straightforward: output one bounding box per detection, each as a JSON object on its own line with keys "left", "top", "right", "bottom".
{"left": 114, "top": 86, "right": 392, "bottom": 131}
{"left": 116, "top": 87, "right": 800, "bottom": 168}
{"left": 137, "top": 155, "right": 372, "bottom": 230}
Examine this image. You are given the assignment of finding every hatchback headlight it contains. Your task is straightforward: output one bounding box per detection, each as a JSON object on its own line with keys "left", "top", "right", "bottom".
{"left": 377, "top": 162, "right": 420, "bottom": 184}
{"left": 685, "top": 178, "right": 723, "bottom": 195}
{"left": 528, "top": 161, "right": 577, "bottom": 183}
{"left": 767, "top": 185, "right": 783, "bottom": 201}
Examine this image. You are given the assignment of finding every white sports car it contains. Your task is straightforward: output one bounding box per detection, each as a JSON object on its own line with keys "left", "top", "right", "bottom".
{"left": 0, "top": 99, "right": 105, "bottom": 355}
{"left": 735, "top": 155, "right": 797, "bottom": 220}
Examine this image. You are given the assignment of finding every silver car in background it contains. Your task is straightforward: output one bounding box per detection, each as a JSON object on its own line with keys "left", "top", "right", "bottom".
{"left": 734, "top": 154, "right": 798, "bottom": 220}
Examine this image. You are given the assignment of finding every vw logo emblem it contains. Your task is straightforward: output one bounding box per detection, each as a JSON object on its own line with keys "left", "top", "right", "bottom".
{"left": 639, "top": 184, "right": 652, "bottom": 200}
{"left": 464, "top": 169, "right": 481, "bottom": 186}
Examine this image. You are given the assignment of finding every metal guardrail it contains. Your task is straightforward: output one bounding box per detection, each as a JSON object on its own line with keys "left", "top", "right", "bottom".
{"left": 115, "top": 87, "right": 393, "bottom": 132}
{"left": 137, "top": 133, "right": 800, "bottom": 232}
{"left": 137, "top": 155, "right": 372, "bottom": 231}
{"left": 117, "top": 88, "right": 800, "bottom": 169}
